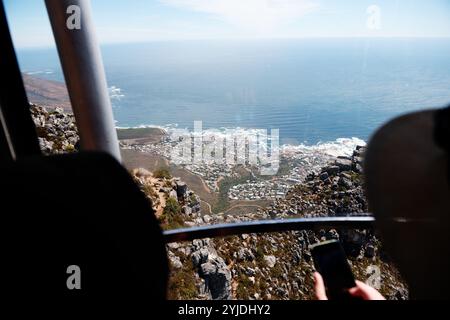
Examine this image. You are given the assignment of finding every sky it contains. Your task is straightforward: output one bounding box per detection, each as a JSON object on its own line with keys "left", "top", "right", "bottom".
{"left": 4, "top": 0, "right": 450, "bottom": 48}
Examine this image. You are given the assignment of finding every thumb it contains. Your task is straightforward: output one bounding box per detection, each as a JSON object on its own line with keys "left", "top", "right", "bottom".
{"left": 348, "top": 280, "right": 385, "bottom": 300}
{"left": 314, "top": 272, "right": 328, "bottom": 300}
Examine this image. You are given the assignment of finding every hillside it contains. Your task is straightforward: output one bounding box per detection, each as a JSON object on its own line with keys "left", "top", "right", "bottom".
{"left": 23, "top": 74, "right": 72, "bottom": 111}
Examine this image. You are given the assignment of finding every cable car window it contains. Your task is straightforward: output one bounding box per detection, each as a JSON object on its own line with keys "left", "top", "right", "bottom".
{"left": 4, "top": 0, "right": 450, "bottom": 300}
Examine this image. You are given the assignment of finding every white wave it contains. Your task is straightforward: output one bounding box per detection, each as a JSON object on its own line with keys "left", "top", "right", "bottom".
{"left": 122, "top": 124, "right": 366, "bottom": 181}
{"left": 26, "top": 69, "right": 54, "bottom": 76}
{"left": 115, "top": 123, "right": 177, "bottom": 134}
{"left": 166, "top": 126, "right": 277, "bottom": 142}
{"left": 108, "top": 86, "right": 125, "bottom": 100}
{"left": 117, "top": 123, "right": 365, "bottom": 157}
{"left": 281, "top": 137, "right": 366, "bottom": 158}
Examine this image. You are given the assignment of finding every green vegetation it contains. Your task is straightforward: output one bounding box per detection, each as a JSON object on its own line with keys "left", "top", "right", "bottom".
{"left": 348, "top": 171, "right": 363, "bottom": 185}
{"left": 159, "top": 197, "right": 184, "bottom": 230}
{"left": 236, "top": 273, "right": 254, "bottom": 299}
{"left": 213, "top": 175, "right": 255, "bottom": 213}
{"left": 260, "top": 158, "right": 292, "bottom": 180}
{"left": 189, "top": 193, "right": 199, "bottom": 206}
{"left": 167, "top": 252, "right": 198, "bottom": 300}
{"left": 153, "top": 167, "right": 172, "bottom": 179}
{"left": 254, "top": 245, "right": 265, "bottom": 264}
{"left": 142, "top": 184, "right": 158, "bottom": 200}
{"left": 64, "top": 144, "right": 76, "bottom": 152}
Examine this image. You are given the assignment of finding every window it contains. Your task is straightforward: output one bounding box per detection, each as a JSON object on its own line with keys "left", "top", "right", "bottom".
{"left": 5, "top": 0, "right": 449, "bottom": 300}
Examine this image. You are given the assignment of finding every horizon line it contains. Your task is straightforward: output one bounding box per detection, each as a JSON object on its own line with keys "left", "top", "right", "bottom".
{"left": 15, "top": 35, "right": 450, "bottom": 50}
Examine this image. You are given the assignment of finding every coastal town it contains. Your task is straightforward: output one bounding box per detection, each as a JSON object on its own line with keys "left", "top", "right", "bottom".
{"left": 120, "top": 130, "right": 365, "bottom": 203}
{"left": 228, "top": 180, "right": 291, "bottom": 201}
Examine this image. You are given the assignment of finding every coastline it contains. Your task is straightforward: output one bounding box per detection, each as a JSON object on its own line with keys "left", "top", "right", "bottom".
{"left": 25, "top": 73, "right": 367, "bottom": 215}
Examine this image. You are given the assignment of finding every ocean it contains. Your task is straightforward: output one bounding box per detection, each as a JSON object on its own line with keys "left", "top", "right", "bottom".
{"left": 17, "top": 38, "right": 450, "bottom": 147}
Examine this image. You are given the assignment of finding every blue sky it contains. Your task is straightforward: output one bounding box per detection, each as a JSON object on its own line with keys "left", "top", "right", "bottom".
{"left": 5, "top": 0, "right": 450, "bottom": 48}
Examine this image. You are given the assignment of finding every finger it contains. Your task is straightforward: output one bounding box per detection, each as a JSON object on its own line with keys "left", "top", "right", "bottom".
{"left": 313, "top": 272, "right": 328, "bottom": 300}
{"left": 348, "top": 286, "right": 365, "bottom": 299}
{"left": 349, "top": 281, "right": 372, "bottom": 299}
{"left": 349, "top": 280, "right": 385, "bottom": 300}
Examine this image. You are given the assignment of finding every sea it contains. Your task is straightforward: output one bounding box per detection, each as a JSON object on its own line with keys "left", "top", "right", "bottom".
{"left": 16, "top": 38, "right": 450, "bottom": 155}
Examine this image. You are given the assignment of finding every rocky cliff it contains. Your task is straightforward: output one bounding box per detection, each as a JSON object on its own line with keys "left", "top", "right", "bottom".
{"left": 30, "top": 104, "right": 79, "bottom": 154}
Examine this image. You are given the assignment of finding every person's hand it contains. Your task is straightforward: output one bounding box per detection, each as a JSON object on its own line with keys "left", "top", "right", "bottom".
{"left": 313, "top": 272, "right": 328, "bottom": 300}
{"left": 313, "top": 272, "right": 385, "bottom": 300}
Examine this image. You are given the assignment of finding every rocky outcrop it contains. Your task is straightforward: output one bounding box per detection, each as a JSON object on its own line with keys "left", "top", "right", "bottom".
{"left": 168, "top": 239, "right": 232, "bottom": 300}
{"left": 192, "top": 239, "right": 232, "bottom": 300}
{"left": 30, "top": 104, "right": 79, "bottom": 155}
{"left": 131, "top": 168, "right": 200, "bottom": 221}
{"left": 176, "top": 181, "right": 188, "bottom": 199}
{"left": 262, "top": 147, "right": 368, "bottom": 219}
{"left": 264, "top": 255, "right": 277, "bottom": 268}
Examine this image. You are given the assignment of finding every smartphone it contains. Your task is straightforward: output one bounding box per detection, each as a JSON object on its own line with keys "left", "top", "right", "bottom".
{"left": 310, "top": 240, "right": 357, "bottom": 300}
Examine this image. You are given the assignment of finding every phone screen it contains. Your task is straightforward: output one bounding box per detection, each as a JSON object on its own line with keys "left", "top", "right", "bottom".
{"left": 311, "top": 240, "right": 357, "bottom": 300}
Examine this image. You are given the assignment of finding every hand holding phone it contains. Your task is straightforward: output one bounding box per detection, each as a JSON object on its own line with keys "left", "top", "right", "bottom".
{"left": 310, "top": 240, "right": 357, "bottom": 300}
